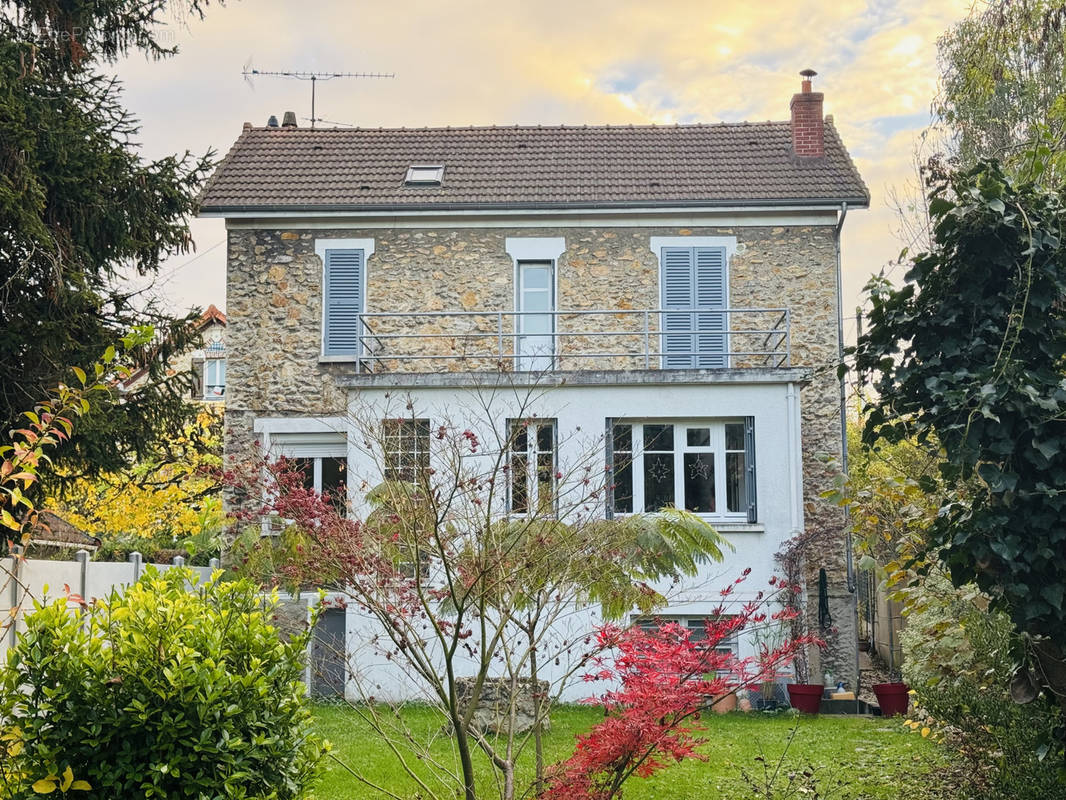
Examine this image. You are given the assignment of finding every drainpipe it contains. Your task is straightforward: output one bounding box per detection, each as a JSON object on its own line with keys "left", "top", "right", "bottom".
{"left": 836, "top": 201, "right": 853, "bottom": 593}
{"left": 836, "top": 201, "right": 861, "bottom": 709}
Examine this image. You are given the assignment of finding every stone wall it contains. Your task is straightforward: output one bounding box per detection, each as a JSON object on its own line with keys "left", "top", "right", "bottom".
{"left": 225, "top": 222, "right": 854, "bottom": 686}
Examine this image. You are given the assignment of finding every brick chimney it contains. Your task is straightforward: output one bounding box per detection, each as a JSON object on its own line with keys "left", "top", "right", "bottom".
{"left": 790, "top": 69, "right": 824, "bottom": 158}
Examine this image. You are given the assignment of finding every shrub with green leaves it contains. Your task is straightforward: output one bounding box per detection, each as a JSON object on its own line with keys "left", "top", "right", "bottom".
{"left": 0, "top": 568, "right": 324, "bottom": 800}
{"left": 902, "top": 575, "right": 1062, "bottom": 800}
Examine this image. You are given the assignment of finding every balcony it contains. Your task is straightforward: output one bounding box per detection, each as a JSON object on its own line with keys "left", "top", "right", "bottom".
{"left": 351, "top": 308, "right": 790, "bottom": 375}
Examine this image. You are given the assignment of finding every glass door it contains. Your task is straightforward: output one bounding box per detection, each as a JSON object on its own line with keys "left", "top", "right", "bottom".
{"left": 516, "top": 260, "right": 555, "bottom": 371}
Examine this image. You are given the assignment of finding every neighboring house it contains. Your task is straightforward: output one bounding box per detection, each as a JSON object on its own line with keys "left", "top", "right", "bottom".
{"left": 189, "top": 304, "right": 228, "bottom": 402}
{"left": 118, "top": 304, "right": 228, "bottom": 402}
{"left": 199, "top": 73, "right": 869, "bottom": 693}
{"left": 27, "top": 510, "right": 102, "bottom": 554}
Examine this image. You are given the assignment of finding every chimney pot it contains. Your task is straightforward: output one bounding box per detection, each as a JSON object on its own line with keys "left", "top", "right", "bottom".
{"left": 267, "top": 115, "right": 279, "bottom": 128}
{"left": 282, "top": 111, "right": 298, "bottom": 128}
{"left": 243, "top": 121, "right": 252, "bottom": 131}
{"left": 791, "top": 70, "right": 824, "bottom": 158}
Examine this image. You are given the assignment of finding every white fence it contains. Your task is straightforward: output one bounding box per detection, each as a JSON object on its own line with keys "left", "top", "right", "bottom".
{"left": 0, "top": 550, "right": 219, "bottom": 659}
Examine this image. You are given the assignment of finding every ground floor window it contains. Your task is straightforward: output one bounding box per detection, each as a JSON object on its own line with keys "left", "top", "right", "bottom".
{"left": 290, "top": 455, "right": 347, "bottom": 502}
{"left": 633, "top": 615, "right": 740, "bottom": 673}
{"left": 382, "top": 418, "right": 431, "bottom": 482}
{"left": 608, "top": 419, "right": 756, "bottom": 521}
{"left": 268, "top": 432, "right": 348, "bottom": 509}
{"left": 508, "top": 418, "right": 557, "bottom": 515}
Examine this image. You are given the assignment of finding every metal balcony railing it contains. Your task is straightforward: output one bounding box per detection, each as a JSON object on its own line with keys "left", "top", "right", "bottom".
{"left": 352, "top": 308, "right": 790, "bottom": 375}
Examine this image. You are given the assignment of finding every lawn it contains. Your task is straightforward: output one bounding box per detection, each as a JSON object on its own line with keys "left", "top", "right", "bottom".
{"left": 312, "top": 704, "right": 945, "bottom": 800}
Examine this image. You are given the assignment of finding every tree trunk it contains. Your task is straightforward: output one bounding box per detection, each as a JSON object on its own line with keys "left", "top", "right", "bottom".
{"left": 529, "top": 624, "right": 544, "bottom": 795}
{"left": 452, "top": 710, "right": 478, "bottom": 800}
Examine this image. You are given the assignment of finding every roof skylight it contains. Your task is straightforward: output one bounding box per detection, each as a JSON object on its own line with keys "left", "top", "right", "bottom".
{"left": 404, "top": 165, "right": 445, "bottom": 185}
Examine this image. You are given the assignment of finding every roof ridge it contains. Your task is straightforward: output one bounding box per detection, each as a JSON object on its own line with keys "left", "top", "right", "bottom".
{"left": 243, "top": 120, "right": 794, "bottom": 133}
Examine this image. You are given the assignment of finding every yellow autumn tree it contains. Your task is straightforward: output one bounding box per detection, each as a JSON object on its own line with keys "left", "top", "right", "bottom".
{"left": 47, "top": 407, "right": 224, "bottom": 562}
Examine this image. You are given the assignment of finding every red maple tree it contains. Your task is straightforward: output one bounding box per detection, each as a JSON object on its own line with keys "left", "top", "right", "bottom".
{"left": 542, "top": 573, "right": 819, "bottom": 800}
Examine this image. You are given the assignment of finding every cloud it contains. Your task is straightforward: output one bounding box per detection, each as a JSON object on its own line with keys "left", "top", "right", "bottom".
{"left": 109, "top": 0, "right": 972, "bottom": 318}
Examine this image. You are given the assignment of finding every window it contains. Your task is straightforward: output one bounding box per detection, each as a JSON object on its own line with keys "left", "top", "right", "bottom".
{"left": 651, "top": 237, "right": 736, "bottom": 370}
{"left": 516, "top": 260, "right": 555, "bottom": 371}
{"left": 268, "top": 432, "right": 348, "bottom": 511}
{"left": 505, "top": 238, "right": 566, "bottom": 372}
{"left": 633, "top": 615, "right": 740, "bottom": 676}
{"left": 316, "top": 238, "right": 374, "bottom": 360}
{"left": 404, "top": 165, "right": 445, "bottom": 185}
{"left": 290, "top": 456, "right": 348, "bottom": 503}
{"left": 382, "top": 419, "right": 431, "bottom": 482}
{"left": 508, "top": 419, "right": 557, "bottom": 515}
{"left": 608, "top": 419, "right": 756, "bottom": 521}
{"left": 633, "top": 616, "right": 740, "bottom": 656}
{"left": 203, "top": 358, "right": 225, "bottom": 400}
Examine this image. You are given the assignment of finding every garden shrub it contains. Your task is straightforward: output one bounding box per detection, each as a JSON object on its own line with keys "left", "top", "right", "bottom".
{"left": 901, "top": 575, "right": 1062, "bottom": 800}
{"left": 0, "top": 567, "right": 324, "bottom": 800}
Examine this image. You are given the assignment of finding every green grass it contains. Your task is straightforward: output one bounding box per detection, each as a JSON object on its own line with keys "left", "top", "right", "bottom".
{"left": 312, "top": 704, "right": 946, "bottom": 800}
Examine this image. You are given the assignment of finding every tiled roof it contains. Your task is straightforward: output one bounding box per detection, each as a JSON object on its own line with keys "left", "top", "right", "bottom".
{"left": 198, "top": 121, "right": 869, "bottom": 212}
{"left": 30, "top": 510, "right": 101, "bottom": 549}
{"left": 198, "top": 304, "right": 227, "bottom": 327}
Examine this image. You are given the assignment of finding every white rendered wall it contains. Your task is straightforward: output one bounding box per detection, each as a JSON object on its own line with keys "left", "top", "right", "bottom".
{"left": 258, "top": 379, "right": 806, "bottom": 701}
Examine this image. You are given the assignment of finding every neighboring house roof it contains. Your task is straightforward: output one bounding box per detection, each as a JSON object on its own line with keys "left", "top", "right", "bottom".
{"left": 120, "top": 304, "right": 226, "bottom": 390}
{"left": 197, "top": 121, "right": 869, "bottom": 213}
{"left": 28, "top": 510, "right": 101, "bottom": 550}
{"left": 198, "top": 304, "right": 227, "bottom": 327}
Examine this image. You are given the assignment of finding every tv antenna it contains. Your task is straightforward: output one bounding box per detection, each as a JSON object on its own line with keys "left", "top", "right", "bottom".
{"left": 241, "top": 66, "right": 394, "bottom": 128}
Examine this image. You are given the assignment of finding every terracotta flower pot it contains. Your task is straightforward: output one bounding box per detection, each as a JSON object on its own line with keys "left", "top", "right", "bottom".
{"left": 712, "top": 691, "right": 738, "bottom": 714}
{"left": 872, "top": 682, "right": 909, "bottom": 716}
{"left": 786, "top": 683, "right": 824, "bottom": 714}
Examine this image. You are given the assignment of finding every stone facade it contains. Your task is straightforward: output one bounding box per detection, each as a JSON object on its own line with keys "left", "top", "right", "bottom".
{"left": 225, "top": 221, "right": 854, "bottom": 686}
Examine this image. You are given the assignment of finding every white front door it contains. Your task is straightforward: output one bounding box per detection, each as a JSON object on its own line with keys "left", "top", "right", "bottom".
{"left": 516, "top": 261, "right": 555, "bottom": 372}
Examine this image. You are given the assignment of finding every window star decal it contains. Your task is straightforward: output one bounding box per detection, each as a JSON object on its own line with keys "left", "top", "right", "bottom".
{"left": 689, "top": 455, "right": 711, "bottom": 481}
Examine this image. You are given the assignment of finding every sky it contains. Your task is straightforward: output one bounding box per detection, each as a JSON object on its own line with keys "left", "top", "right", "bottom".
{"left": 115, "top": 0, "right": 973, "bottom": 342}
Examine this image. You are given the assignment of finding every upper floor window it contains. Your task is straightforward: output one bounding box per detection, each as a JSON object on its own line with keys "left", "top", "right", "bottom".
{"left": 315, "top": 238, "right": 375, "bottom": 360}
{"left": 608, "top": 419, "right": 756, "bottom": 522}
{"left": 505, "top": 238, "right": 566, "bottom": 373}
{"left": 203, "top": 358, "right": 226, "bottom": 400}
{"left": 651, "top": 236, "right": 736, "bottom": 370}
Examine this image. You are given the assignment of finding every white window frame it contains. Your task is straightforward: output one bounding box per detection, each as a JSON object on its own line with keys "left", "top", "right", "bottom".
{"left": 632, "top": 615, "right": 740, "bottom": 676}
{"left": 202, "top": 357, "right": 225, "bottom": 401}
{"left": 382, "top": 418, "right": 431, "bottom": 483}
{"left": 506, "top": 418, "right": 558, "bottom": 516}
{"left": 315, "top": 238, "right": 375, "bottom": 363}
{"left": 258, "top": 427, "right": 350, "bottom": 533}
{"left": 611, "top": 420, "right": 749, "bottom": 522}
{"left": 404, "top": 165, "right": 445, "bottom": 185}
{"left": 506, "top": 238, "right": 565, "bottom": 371}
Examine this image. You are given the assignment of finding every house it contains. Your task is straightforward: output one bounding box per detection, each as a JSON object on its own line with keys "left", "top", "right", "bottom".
{"left": 199, "top": 72, "right": 869, "bottom": 695}
{"left": 26, "top": 510, "right": 102, "bottom": 554}
{"left": 117, "top": 303, "right": 228, "bottom": 402}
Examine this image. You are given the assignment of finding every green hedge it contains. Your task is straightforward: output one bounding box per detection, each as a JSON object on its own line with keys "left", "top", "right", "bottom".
{"left": 1, "top": 567, "right": 324, "bottom": 799}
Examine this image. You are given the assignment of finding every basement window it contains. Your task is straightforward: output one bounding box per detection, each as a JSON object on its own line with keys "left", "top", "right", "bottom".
{"left": 404, "top": 165, "right": 445, "bottom": 185}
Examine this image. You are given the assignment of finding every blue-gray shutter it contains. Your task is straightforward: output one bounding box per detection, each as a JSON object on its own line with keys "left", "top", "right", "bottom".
{"left": 661, "top": 246, "right": 727, "bottom": 368}
{"left": 744, "top": 416, "right": 757, "bottom": 523}
{"left": 323, "top": 249, "right": 364, "bottom": 357}
{"left": 604, "top": 417, "right": 615, "bottom": 519}
{"left": 661, "top": 247, "right": 695, "bottom": 369}
{"left": 695, "top": 247, "right": 727, "bottom": 368}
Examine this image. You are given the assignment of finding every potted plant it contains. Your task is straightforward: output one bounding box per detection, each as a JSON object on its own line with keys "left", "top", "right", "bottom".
{"left": 872, "top": 672, "right": 910, "bottom": 716}
{"left": 775, "top": 537, "right": 825, "bottom": 714}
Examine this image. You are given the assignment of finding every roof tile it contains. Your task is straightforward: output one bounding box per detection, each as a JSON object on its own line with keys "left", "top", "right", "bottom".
{"left": 198, "top": 122, "right": 869, "bottom": 211}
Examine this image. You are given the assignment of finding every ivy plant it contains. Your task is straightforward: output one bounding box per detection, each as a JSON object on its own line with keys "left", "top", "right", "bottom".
{"left": 854, "top": 161, "right": 1066, "bottom": 711}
